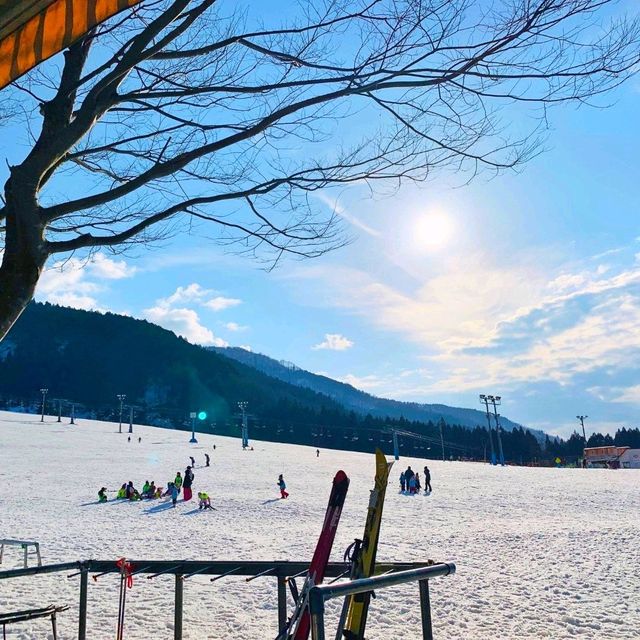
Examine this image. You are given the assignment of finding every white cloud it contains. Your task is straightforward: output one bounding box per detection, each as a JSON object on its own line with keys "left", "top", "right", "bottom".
{"left": 203, "top": 296, "right": 242, "bottom": 312}
{"left": 314, "top": 191, "right": 382, "bottom": 237}
{"left": 88, "top": 253, "right": 137, "bottom": 280}
{"left": 36, "top": 253, "right": 136, "bottom": 311}
{"left": 164, "top": 283, "right": 210, "bottom": 305}
{"left": 143, "top": 305, "right": 228, "bottom": 347}
{"left": 224, "top": 322, "right": 246, "bottom": 332}
{"left": 289, "top": 246, "right": 640, "bottom": 397}
{"left": 338, "top": 373, "right": 384, "bottom": 391}
{"left": 312, "top": 333, "right": 354, "bottom": 351}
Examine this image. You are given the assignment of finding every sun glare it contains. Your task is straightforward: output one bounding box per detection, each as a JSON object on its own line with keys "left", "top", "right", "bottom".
{"left": 412, "top": 212, "right": 454, "bottom": 250}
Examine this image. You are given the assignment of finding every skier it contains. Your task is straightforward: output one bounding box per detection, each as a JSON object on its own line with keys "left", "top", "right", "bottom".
{"left": 138, "top": 436, "right": 141, "bottom": 443}
{"left": 98, "top": 487, "right": 108, "bottom": 503}
{"left": 277, "top": 474, "right": 289, "bottom": 499}
{"left": 198, "top": 492, "right": 214, "bottom": 510}
{"left": 127, "top": 436, "right": 131, "bottom": 443}
{"left": 183, "top": 466, "right": 194, "bottom": 501}
{"left": 213, "top": 444, "right": 216, "bottom": 450}
{"left": 205, "top": 453, "right": 210, "bottom": 467}
{"left": 316, "top": 449, "right": 320, "bottom": 458}
{"left": 189, "top": 456, "right": 195, "bottom": 467}
{"left": 399, "top": 471, "right": 406, "bottom": 492}
{"left": 423, "top": 466, "right": 432, "bottom": 493}
{"left": 174, "top": 471, "right": 183, "bottom": 493}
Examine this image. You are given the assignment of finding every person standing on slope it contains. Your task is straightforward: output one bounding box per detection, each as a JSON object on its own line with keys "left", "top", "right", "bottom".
{"left": 183, "top": 466, "right": 194, "bottom": 501}
{"left": 174, "top": 471, "right": 183, "bottom": 494}
{"left": 205, "top": 453, "right": 210, "bottom": 467}
{"left": 277, "top": 474, "right": 289, "bottom": 499}
{"left": 423, "top": 466, "right": 432, "bottom": 493}
{"left": 400, "top": 471, "right": 406, "bottom": 492}
{"left": 404, "top": 466, "right": 414, "bottom": 492}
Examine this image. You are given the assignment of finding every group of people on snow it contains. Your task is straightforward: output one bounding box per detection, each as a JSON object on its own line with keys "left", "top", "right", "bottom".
{"left": 399, "top": 465, "right": 432, "bottom": 494}
{"left": 99, "top": 464, "right": 206, "bottom": 508}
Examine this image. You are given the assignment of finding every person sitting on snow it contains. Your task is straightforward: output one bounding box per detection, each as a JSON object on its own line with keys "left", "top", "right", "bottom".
{"left": 142, "top": 480, "right": 150, "bottom": 495}
{"left": 116, "top": 484, "right": 127, "bottom": 499}
{"left": 98, "top": 487, "right": 108, "bottom": 503}
{"left": 198, "top": 492, "right": 214, "bottom": 510}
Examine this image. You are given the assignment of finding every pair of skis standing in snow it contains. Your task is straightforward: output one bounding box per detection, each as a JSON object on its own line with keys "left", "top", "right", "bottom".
{"left": 276, "top": 449, "right": 393, "bottom": 640}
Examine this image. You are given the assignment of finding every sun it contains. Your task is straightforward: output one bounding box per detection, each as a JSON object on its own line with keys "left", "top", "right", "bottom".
{"left": 412, "top": 212, "right": 454, "bottom": 250}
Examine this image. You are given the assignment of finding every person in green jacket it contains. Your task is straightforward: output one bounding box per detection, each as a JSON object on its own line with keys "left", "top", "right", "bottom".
{"left": 174, "top": 472, "right": 183, "bottom": 493}
{"left": 98, "top": 487, "right": 108, "bottom": 503}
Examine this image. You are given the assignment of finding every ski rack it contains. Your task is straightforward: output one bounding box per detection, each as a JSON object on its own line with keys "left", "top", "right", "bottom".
{"left": 309, "top": 562, "right": 456, "bottom": 640}
{"left": 0, "top": 558, "right": 446, "bottom": 640}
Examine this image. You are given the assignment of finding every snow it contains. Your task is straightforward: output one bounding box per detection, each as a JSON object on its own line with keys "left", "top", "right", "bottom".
{"left": 0, "top": 410, "right": 639, "bottom": 639}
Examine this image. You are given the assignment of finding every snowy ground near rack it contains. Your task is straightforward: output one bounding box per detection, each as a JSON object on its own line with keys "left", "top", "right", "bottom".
{"left": 0, "top": 411, "right": 638, "bottom": 639}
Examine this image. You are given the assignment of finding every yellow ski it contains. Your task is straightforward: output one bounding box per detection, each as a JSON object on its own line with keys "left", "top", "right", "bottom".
{"left": 341, "top": 449, "right": 393, "bottom": 640}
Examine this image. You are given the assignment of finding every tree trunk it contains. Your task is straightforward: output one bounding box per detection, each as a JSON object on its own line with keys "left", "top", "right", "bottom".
{"left": 0, "top": 175, "right": 48, "bottom": 342}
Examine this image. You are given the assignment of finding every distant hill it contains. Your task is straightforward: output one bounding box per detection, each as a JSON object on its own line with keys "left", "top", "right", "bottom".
{"left": 0, "top": 302, "right": 548, "bottom": 461}
{"left": 211, "top": 347, "right": 541, "bottom": 437}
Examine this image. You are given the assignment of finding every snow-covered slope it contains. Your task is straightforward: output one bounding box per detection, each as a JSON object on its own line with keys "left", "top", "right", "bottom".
{"left": 0, "top": 411, "right": 638, "bottom": 639}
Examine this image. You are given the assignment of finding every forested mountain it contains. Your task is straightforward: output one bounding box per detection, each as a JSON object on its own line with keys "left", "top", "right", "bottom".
{"left": 211, "top": 347, "right": 534, "bottom": 434}
{"left": 1, "top": 302, "right": 633, "bottom": 464}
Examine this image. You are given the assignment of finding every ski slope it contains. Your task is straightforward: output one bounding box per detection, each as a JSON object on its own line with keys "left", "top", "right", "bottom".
{"left": 0, "top": 411, "right": 638, "bottom": 639}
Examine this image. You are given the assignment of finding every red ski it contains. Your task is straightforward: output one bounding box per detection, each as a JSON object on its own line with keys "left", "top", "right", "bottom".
{"left": 276, "top": 470, "right": 350, "bottom": 640}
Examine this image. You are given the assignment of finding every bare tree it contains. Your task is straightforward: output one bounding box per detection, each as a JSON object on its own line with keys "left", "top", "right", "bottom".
{"left": 0, "top": 0, "right": 638, "bottom": 341}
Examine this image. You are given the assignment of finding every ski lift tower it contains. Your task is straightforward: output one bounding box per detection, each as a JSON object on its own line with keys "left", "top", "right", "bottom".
{"left": 487, "top": 395, "right": 506, "bottom": 466}
{"left": 479, "top": 395, "right": 497, "bottom": 465}
{"left": 238, "top": 402, "right": 249, "bottom": 449}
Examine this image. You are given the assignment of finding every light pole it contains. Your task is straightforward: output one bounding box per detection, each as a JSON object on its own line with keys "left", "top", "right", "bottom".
{"left": 479, "top": 395, "right": 497, "bottom": 465}
{"left": 488, "top": 395, "right": 506, "bottom": 466}
{"left": 576, "top": 415, "right": 588, "bottom": 443}
{"left": 56, "top": 399, "right": 63, "bottom": 423}
{"left": 128, "top": 406, "right": 134, "bottom": 433}
{"left": 69, "top": 403, "right": 76, "bottom": 425}
{"left": 238, "top": 401, "right": 249, "bottom": 448}
{"left": 40, "top": 388, "right": 48, "bottom": 422}
{"left": 117, "top": 394, "right": 126, "bottom": 433}
{"left": 189, "top": 412, "right": 198, "bottom": 443}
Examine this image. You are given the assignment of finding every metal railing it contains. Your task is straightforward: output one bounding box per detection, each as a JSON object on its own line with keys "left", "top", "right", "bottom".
{"left": 0, "top": 558, "right": 443, "bottom": 640}
{"left": 308, "top": 561, "right": 456, "bottom": 640}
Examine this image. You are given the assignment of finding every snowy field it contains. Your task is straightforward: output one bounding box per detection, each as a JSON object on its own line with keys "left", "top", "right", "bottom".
{"left": 0, "top": 410, "right": 639, "bottom": 639}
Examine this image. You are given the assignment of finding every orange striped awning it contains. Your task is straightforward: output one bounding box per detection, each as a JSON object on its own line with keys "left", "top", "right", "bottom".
{"left": 0, "top": 0, "right": 141, "bottom": 89}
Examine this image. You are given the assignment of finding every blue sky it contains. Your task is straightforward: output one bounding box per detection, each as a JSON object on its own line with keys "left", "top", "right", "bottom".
{"left": 30, "top": 75, "right": 640, "bottom": 439}
{"left": 6, "top": 2, "right": 639, "bottom": 439}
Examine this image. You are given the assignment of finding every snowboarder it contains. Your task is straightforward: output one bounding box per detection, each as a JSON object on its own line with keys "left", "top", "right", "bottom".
{"left": 189, "top": 456, "right": 195, "bottom": 467}
{"left": 198, "top": 492, "right": 214, "bottom": 510}
{"left": 174, "top": 472, "right": 183, "bottom": 493}
{"left": 278, "top": 474, "right": 289, "bottom": 499}
{"left": 400, "top": 471, "right": 406, "bottom": 492}
{"left": 423, "top": 466, "right": 432, "bottom": 493}
{"left": 183, "top": 466, "right": 194, "bottom": 501}
{"left": 98, "top": 487, "right": 108, "bottom": 503}
{"left": 205, "top": 453, "right": 210, "bottom": 467}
